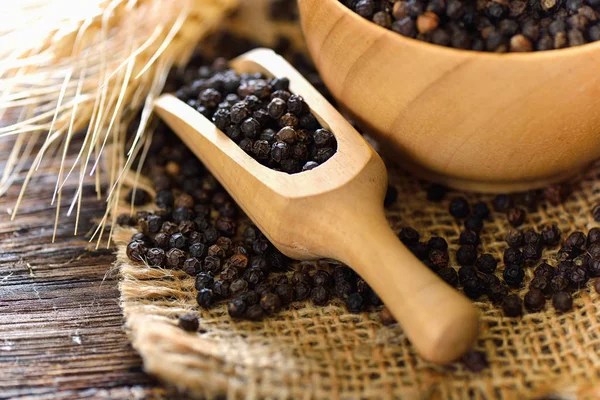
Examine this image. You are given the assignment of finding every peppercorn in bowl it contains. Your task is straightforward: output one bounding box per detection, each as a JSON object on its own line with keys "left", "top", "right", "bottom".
{"left": 298, "top": 0, "right": 600, "bottom": 192}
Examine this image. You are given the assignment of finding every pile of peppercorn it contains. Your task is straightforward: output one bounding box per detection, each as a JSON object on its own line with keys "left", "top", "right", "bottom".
{"left": 340, "top": 0, "right": 600, "bottom": 52}
{"left": 122, "top": 124, "right": 381, "bottom": 321}
{"left": 173, "top": 59, "right": 337, "bottom": 174}
{"left": 403, "top": 186, "right": 600, "bottom": 317}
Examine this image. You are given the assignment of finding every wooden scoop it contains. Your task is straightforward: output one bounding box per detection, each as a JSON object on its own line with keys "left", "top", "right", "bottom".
{"left": 153, "top": 48, "right": 479, "bottom": 364}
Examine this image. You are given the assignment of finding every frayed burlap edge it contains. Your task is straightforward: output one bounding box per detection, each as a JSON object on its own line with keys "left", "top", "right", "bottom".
{"left": 117, "top": 162, "right": 600, "bottom": 400}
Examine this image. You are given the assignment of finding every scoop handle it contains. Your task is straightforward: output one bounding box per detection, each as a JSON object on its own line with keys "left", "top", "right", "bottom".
{"left": 332, "top": 210, "right": 479, "bottom": 364}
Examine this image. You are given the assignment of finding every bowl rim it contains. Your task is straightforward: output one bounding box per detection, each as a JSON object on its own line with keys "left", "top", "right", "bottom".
{"left": 321, "top": 0, "right": 600, "bottom": 60}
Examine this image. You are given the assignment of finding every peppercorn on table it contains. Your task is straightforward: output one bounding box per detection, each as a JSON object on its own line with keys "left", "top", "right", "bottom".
{"left": 0, "top": 137, "right": 190, "bottom": 399}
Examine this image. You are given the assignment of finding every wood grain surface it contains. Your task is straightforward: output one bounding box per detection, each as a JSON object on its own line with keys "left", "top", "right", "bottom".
{"left": 0, "top": 138, "right": 184, "bottom": 399}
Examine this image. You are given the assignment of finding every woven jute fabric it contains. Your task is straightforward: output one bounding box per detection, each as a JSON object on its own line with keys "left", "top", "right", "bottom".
{"left": 116, "top": 160, "right": 600, "bottom": 400}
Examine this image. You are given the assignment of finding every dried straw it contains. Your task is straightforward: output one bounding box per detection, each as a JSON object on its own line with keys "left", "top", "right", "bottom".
{"left": 0, "top": 0, "right": 237, "bottom": 245}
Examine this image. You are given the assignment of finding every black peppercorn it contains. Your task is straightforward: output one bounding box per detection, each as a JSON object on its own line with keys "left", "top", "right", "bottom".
{"left": 529, "top": 275, "right": 551, "bottom": 295}
{"left": 487, "top": 282, "right": 509, "bottom": 303}
{"left": 461, "top": 350, "right": 489, "bottom": 372}
{"left": 472, "top": 201, "right": 490, "bottom": 219}
{"left": 399, "top": 227, "right": 420, "bottom": 245}
{"left": 178, "top": 313, "right": 199, "bottom": 332}
{"left": 552, "top": 291, "right": 573, "bottom": 312}
{"left": 260, "top": 293, "right": 282, "bottom": 314}
{"left": 507, "top": 207, "right": 526, "bottom": 227}
{"left": 550, "top": 275, "right": 568, "bottom": 293}
{"left": 145, "top": 215, "right": 163, "bottom": 234}
{"left": 244, "top": 304, "right": 265, "bottom": 321}
{"left": 311, "top": 286, "right": 330, "bottom": 306}
{"left": 449, "top": 197, "right": 470, "bottom": 218}
{"left": 475, "top": 254, "right": 497, "bottom": 274}
{"left": 195, "top": 272, "right": 214, "bottom": 291}
{"left": 491, "top": 194, "right": 511, "bottom": 212}
{"left": 227, "top": 298, "right": 247, "bottom": 318}
{"left": 457, "top": 245, "right": 478, "bottom": 266}
{"left": 153, "top": 232, "right": 170, "bottom": 249}
{"left": 534, "top": 262, "right": 556, "bottom": 280}
{"left": 230, "top": 278, "right": 249, "bottom": 296}
{"left": 524, "top": 289, "right": 546, "bottom": 312}
{"left": 204, "top": 227, "right": 219, "bottom": 245}
{"left": 202, "top": 255, "right": 222, "bottom": 274}
{"left": 428, "top": 249, "right": 450, "bottom": 271}
{"left": 244, "top": 268, "right": 265, "bottom": 288}
{"left": 392, "top": 17, "right": 417, "bottom": 36}
{"left": 146, "top": 248, "right": 166, "bottom": 267}
{"left": 427, "top": 236, "right": 448, "bottom": 251}
{"left": 463, "top": 277, "right": 485, "bottom": 299}
{"left": 464, "top": 216, "right": 484, "bottom": 232}
{"left": 505, "top": 229, "right": 523, "bottom": 248}
{"left": 568, "top": 265, "right": 588, "bottom": 289}
{"left": 346, "top": 293, "right": 365, "bottom": 313}
{"left": 169, "top": 233, "right": 187, "bottom": 249}
{"left": 312, "top": 270, "right": 333, "bottom": 288}
{"left": 437, "top": 267, "right": 459, "bottom": 287}
{"left": 566, "top": 231, "right": 586, "bottom": 249}
{"left": 267, "top": 98, "right": 287, "bottom": 119}
{"left": 458, "top": 266, "right": 478, "bottom": 285}
{"left": 196, "top": 288, "right": 214, "bottom": 308}
{"left": 459, "top": 230, "right": 479, "bottom": 246}
{"left": 172, "top": 207, "right": 194, "bottom": 223}
{"left": 294, "top": 282, "right": 312, "bottom": 301}
{"left": 502, "top": 294, "right": 523, "bottom": 317}
{"left": 481, "top": 273, "right": 500, "bottom": 288}
{"left": 188, "top": 243, "right": 206, "bottom": 260}
{"left": 166, "top": 249, "right": 187, "bottom": 268}
{"left": 544, "top": 183, "right": 571, "bottom": 205}
{"left": 504, "top": 248, "right": 524, "bottom": 266}
{"left": 274, "top": 283, "right": 294, "bottom": 305}
{"left": 503, "top": 264, "right": 525, "bottom": 287}
{"left": 523, "top": 243, "right": 542, "bottom": 263}
{"left": 126, "top": 240, "right": 147, "bottom": 262}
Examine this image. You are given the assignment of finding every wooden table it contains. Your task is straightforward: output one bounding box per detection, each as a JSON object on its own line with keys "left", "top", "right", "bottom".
{"left": 0, "top": 140, "right": 181, "bottom": 399}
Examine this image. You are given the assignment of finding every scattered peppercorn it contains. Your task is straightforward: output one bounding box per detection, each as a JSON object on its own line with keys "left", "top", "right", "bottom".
{"left": 437, "top": 267, "right": 459, "bottom": 287}
{"left": 449, "top": 197, "right": 470, "bottom": 218}
{"left": 552, "top": 291, "right": 573, "bottom": 312}
{"left": 503, "top": 264, "right": 525, "bottom": 287}
{"left": 461, "top": 350, "right": 489, "bottom": 372}
{"left": 502, "top": 294, "right": 523, "bottom": 317}
{"left": 507, "top": 207, "right": 526, "bottom": 227}
{"left": 524, "top": 289, "right": 546, "bottom": 312}
{"left": 475, "top": 254, "right": 497, "bottom": 274}
{"left": 399, "top": 227, "right": 420, "bottom": 245}
{"left": 178, "top": 313, "right": 199, "bottom": 332}
{"left": 492, "top": 194, "right": 512, "bottom": 212}
{"left": 127, "top": 240, "right": 147, "bottom": 262}
{"left": 459, "top": 230, "right": 479, "bottom": 246}
{"left": 505, "top": 229, "right": 524, "bottom": 248}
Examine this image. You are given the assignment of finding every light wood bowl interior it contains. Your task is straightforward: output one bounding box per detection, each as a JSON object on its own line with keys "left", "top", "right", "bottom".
{"left": 298, "top": 0, "right": 600, "bottom": 192}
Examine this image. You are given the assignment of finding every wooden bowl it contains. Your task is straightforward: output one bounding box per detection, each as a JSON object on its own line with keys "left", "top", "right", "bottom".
{"left": 298, "top": 0, "right": 600, "bottom": 192}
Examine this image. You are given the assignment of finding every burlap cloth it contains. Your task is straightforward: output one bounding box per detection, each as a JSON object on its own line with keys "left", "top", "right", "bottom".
{"left": 113, "top": 2, "right": 600, "bottom": 398}
{"left": 115, "top": 159, "right": 600, "bottom": 400}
